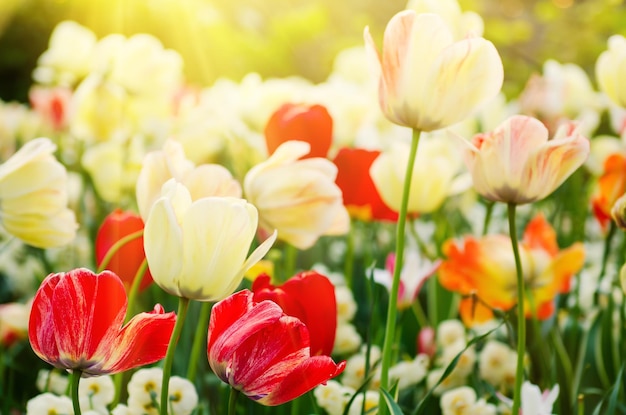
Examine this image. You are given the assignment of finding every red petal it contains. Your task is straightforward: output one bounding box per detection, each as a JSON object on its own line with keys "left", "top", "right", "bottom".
{"left": 95, "top": 209, "right": 152, "bottom": 291}
{"left": 259, "top": 356, "right": 346, "bottom": 406}
{"left": 333, "top": 147, "right": 398, "bottom": 222}
{"left": 253, "top": 271, "right": 337, "bottom": 356}
{"left": 28, "top": 273, "right": 62, "bottom": 364}
{"left": 52, "top": 269, "right": 126, "bottom": 366}
{"left": 264, "top": 103, "right": 333, "bottom": 159}
{"left": 94, "top": 304, "right": 176, "bottom": 375}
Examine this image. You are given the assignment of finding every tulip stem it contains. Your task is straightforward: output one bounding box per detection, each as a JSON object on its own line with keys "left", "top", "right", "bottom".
{"left": 160, "top": 297, "right": 190, "bottom": 415}
{"left": 70, "top": 369, "right": 82, "bottom": 415}
{"left": 126, "top": 259, "right": 148, "bottom": 322}
{"left": 97, "top": 229, "right": 144, "bottom": 273}
{"left": 378, "top": 128, "right": 421, "bottom": 415}
{"left": 187, "top": 301, "right": 212, "bottom": 382}
{"left": 228, "top": 387, "right": 240, "bottom": 415}
{"left": 508, "top": 202, "right": 525, "bottom": 415}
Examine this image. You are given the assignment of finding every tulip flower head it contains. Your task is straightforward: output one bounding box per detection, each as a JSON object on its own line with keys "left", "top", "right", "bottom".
{"left": 596, "top": 34, "right": 626, "bottom": 109}
{"left": 438, "top": 214, "right": 585, "bottom": 326}
{"left": 464, "top": 115, "right": 590, "bottom": 204}
{"left": 264, "top": 102, "right": 333, "bottom": 158}
{"left": 28, "top": 268, "right": 176, "bottom": 375}
{"left": 207, "top": 289, "right": 346, "bottom": 406}
{"left": 364, "top": 10, "right": 503, "bottom": 131}
{"left": 244, "top": 140, "right": 349, "bottom": 249}
{"left": 0, "top": 137, "right": 78, "bottom": 248}
{"left": 592, "top": 152, "right": 626, "bottom": 230}
{"left": 95, "top": 209, "right": 152, "bottom": 292}
{"left": 252, "top": 271, "right": 337, "bottom": 356}
{"left": 143, "top": 179, "right": 276, "bottom": 301}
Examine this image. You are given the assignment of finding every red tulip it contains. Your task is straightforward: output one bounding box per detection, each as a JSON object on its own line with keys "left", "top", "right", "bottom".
{"left": 252, "top": 271, "right": 336, "bottom": 356}
{"left": 95, "top": 209, "right": 152, "bottom": 292}
{"left": 207, "top": 290, "right": 345, "bottom": 406}
{"left": 333, "top": 147, "right": 398, "bottom": 222}
{"left": 28, "top": 268, "right": 176, "bottom": 375}
{"left": 264, "top": 103, "right": 333, "bottom": 158}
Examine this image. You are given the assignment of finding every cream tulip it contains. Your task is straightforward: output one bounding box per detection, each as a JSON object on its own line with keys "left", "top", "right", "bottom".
{"left": 143, "top": 179, "right": 276, "bottom": 301}
{"left": 243, "top": 140, "right": 349, "bottom": 250}
{"left": 370, "top": 137, "right": 460, "bottom": 214}
{"left": 136, "top": 139, "right": 242, "bottom": 219}
{"left": 464, "top": 115, "right": 590, "bottom": 204}
{"left": 596, "top": 35, "right": 626, "bottom": 108}
{"left": 364, "top": 11, "right": 503, "bottom": 131}
{"left": 0, "top": 138, "right": 77, "bottom": 248}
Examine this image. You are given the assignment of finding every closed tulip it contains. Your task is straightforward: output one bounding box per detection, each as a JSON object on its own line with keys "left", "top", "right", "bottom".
{"left": 252, "top": 271, "right": 337, "bottom": 356}
{"left": 264, "top": 102, "right": 333, "bottom": 158}
{"left": 596, "top": 35, "right": 626, "bottom": 108}
{"left": 0, "top": 137, "right": 78, "bottom": 248}
{"left": 244, "top": 140, "right": 349, "bottom": 249}
{"left": 95, "top": 209, "right": 152, "bottom": 292}
{"left": 464, "top": 115, "right": 590, "bottom": 204}
{"left": 207, "top": 289, "right": 345, "bottom": 406}
{"left": 28, "top": 268, "right": 176, "bottom": 375}
{"left": 364, "top": 11, "right": 503, "bottom": 131}
{"left": 143, "top": 179, "right": 276, "bottom": 301}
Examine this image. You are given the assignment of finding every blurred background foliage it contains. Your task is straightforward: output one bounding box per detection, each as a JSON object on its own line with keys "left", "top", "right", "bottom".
{"left": 0, "top": 0, "right": 625, "bottom": 103}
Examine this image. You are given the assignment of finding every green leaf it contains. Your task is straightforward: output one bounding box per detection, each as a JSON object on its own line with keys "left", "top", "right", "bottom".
{"left": 380, "top": 387, "right": 404, "bottom": 415}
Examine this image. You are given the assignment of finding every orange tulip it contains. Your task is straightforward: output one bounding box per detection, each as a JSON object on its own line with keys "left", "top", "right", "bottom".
{"left": 591, "top": 152, "right": 626, "bottom": 230}
{"left": 438, "top": 214, "right": 584, "bottom": 326}
{"left": 264, "top": 103, "right": 333, "bottom": 158}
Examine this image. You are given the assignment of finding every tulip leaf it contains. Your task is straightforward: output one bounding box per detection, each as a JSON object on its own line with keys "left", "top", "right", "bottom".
{"left": 379, "top": 387, "right": 404, "bottom": 415}
{"left": 591, "top": 363, "right": 624, "bottom": 415}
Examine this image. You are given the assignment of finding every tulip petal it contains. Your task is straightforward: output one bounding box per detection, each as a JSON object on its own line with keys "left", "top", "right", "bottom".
{"left": 28, "top": 273, "right": 62, "bottom": 364}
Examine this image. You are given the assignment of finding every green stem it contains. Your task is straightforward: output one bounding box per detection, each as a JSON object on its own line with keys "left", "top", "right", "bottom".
{"left": 508, "top": 203, "right": 525, "bottom": 415}
{"left": 344, "top": 221, "right": 355, "bottom": 290}
{"left": 70, "top": 369, "right": 82, "bottom": 415}
{"left": 482, "top": 200, "right": 495, "bottom": 236}
{"left": 97, "top": 229, "right": 144, "bottom": 273}
{"left": 282, "top": 243, "right": 298, "bottom": 282}
{"left": 160, "top": 297, "right": 190, "bottom": 415}
{"left": 187, "top": 302, "right": 212, "bottom": 382}
{"left": 411, "top": 300, "right": 429, "bottom": 329}
{"left": 378, "top": 129, "right": 421, "bottom": 415}
{"left": 125, "top": 259, "right": 148, "bottom": 323}
{"left": 228, "top": 387, "right": 240, "bottom": 415}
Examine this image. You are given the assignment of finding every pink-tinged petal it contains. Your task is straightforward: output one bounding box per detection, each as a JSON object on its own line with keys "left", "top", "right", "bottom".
{"left": 259, "top": 356, "right": 346, "bottom": 406}
{"left": 252, "top": 271, "right": 337, "bottom": 356}
{"left": 52, "top": 269, "right": 126, "bottom": 367}
{"left": 229, "top": 315, "right": 310, "bottom": 399}
{"left": 28, "top": 273, "right": 62, "bottom": 364}
{"left": 94, "top": 304, "right": 176, "bottom": 375}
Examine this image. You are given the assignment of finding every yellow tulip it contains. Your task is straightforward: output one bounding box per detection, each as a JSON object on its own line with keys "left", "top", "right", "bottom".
{"left": 0, "top": 138, "right": 77, "bottom": 248}
{"left": 596, "top": 35, "right": 626, "bottom": 108}
{"left": 243, "top": 141, "right": 349, "bottom": 249}
{"left": 364, "top": 11, "right": 503, "bottom": 131}
{"left": 143, "top": 179, "right": 276, "bottom": 301}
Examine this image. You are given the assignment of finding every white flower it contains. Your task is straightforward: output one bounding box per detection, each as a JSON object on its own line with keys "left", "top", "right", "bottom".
{"left": 127, "top": 367, "right": 163, "bottom": 415}
{"left": 111, "top": 404, "right": 131, "bottom": 415}
{"left": 26, "top": 392, "right": 74, "bottom": 415}
{"left": 342, "top": 346, "right": 382, "bottom": 390}
{"left": 333, "top": 323, "right": 363, "bottom": 355}
{"left": 314, "top": 380, "right": 354, "bottom": 415}
{"left": 36, "top": 369, "right": 69, "bottom": 395}
{"left": 468, "top": 399, "right": 497, "bottom": 415}
{"left": 388, "top": 354, "right": 430, "bottom": 390}
{"left": 479, "top": 340, "right": 517, "bottom": 389}
{"left": 335, "top": 284, "right": 358, "bottom": 323}
{"left": 437, "top": 319, "right": 466, "bottom": 348}
{"left": 347, "top": 390, "right": 379, "bottom": 415}
{"left": 167, "top": 376, "right": 198, "bottom": 415}
{"left": 79, "top": 375, "right": 114, "bottom": 412}
{"left": 426, "top": 367, "right": 466, "bottom": 396}
{"left": 440, "top": 386, "right": 477, "bottom": 415}
{"left": 440, "top": 339, "right": 476, "bottom": 379}
{"left": 521, "top": 381, "right": 559, "bottom": 415}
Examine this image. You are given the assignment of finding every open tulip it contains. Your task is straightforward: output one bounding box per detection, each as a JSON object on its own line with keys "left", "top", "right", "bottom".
{"left": 438, "top": 214, "right": 585, "bottom": 326}
{"left": 95, "top": 209, "right": 152, "bottom": 292}
{"left": 207, "top": 289, "right": 345, "bottom": 406}
{"left": 264, "top": 103, "right": 333, "bottom": 158}
{"left": 143, "top": 179, "right": 276, "bottom": 301}
{"left": 333, "top": 147, "right": 398, "bottom": 222}
{"left": 252, "top": 271, "right": 337, "bottom": 356}
{"left": 244, "top": 140, "right": 349, "bottom": 249}
{"left": 28, "top": 268, "right": 176, "bottom": 375}
{"left": 464, "top": 115, "right": 590, "bottom": 204}
{"left": 596, "top": 35, "right": 626, "bottom": 108}
{"left": 364, "top": 11, "right": 503, "bottom": 131}
{"left": 0, "top": 137, "right": 78, "bottom": 248}
{"left": 592, "top": 152, "right": 626, "bottom": 230}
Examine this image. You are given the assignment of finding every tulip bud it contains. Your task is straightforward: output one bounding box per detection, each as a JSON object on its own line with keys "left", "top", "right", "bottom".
{"left": 611, "top": 192, "right": 626, "bottom": 231}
